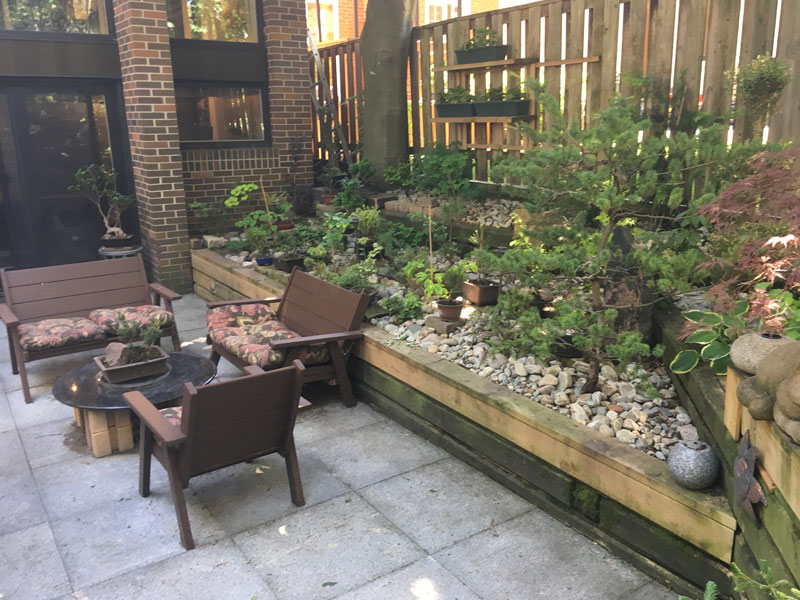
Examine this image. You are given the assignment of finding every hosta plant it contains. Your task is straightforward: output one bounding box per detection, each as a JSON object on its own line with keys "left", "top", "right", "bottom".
{"left": 670, "top": 302, "right": 749, "bottom": 375}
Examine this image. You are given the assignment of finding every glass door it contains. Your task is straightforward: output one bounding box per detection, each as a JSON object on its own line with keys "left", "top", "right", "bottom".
{"left": 0, "top": 81, "right": 131, "bottom": 268}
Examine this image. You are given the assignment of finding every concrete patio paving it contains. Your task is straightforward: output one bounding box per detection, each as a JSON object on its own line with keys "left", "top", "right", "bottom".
{"left": 1, "top": 294, "right": 678, "bottom": 599}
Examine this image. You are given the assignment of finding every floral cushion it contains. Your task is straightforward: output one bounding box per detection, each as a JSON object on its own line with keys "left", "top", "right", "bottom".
{"left": 89, "top": 305, "right": 174, "bottom": 334}
{"left": 159, "top": 406, "right": 182, "bottom": 428}
{"left": 217, "top": 320, "right": 329, "bottom": 369}
{"left": 18, "top": 318, "right": 107, "bottom": 352}
{"left": 206, "top": 303, "right": 276, "bottom": 330}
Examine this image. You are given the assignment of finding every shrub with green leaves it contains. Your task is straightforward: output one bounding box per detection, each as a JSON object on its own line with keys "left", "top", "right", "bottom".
{"left": 380, "top": 293, "right": 424, "bottom": 323}
{"left": 670, "top": 303, "right": 748, "bottom": 375}
{"left": 735, "top": 54, "right": 792, "bottom": 130}
{"left": 464, "top": 27, "right": 502, "bottom": 49}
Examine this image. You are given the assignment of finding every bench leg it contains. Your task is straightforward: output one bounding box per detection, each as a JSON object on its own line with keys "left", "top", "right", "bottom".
{"left": 283, "top": 435, "right": 305, "bottom": 507}
{"left": 166, "top": 448, "right": 194, "bottom": 550}
{"left": 139, "top": 422, "right": 153, "bottom": 497}
{"left": 14, "top": 338, "right": 32, "bottom": 404}
{"left": 8, "top": 334, "right": 18, "bottom": 375}
{"left": 169, "top": 325, "right": 181, "bottom": 352}
{"left": 329, "top": 343, "right": 356, "bottom": 408}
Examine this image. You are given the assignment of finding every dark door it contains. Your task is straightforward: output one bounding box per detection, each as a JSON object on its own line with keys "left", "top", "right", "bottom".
{"left": 0, "top": 81, "right": 131, "bottom": 269}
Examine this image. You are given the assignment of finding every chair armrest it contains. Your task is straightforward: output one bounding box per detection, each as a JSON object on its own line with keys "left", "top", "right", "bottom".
{"left": 0, "top": 303, "right": 19, "bottom": 327}
{"left": 124, "top": 391, "right": 186, "bottom": 447}
{"left": 149, "top": 283, "right": 182, "bottom": 302}
{"left": 207, "top": 297, "right": 282, "bottom": 309}
{"left": 269, "top": 330, "right": 363, "bottom": 349}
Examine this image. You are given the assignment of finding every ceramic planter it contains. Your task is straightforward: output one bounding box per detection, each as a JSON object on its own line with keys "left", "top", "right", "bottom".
{"left": 273, "top": 256, "right": 305, "bottom": 273}
{"left": 473, "top": 100, "right": 530, "bottom": 117}
{"left": 350, "top": 285, "right": 378, "bottom": 305}
{"left": 435, "top": 103, "right": 475, "bottom": 118}
{"left": 255, "top": 256, "right": 273, "bottom": 266}
{"left": 455, "top": 45, "right": 510, "bottom": 64}
{"left": 437, "top": 299, "right": 465, "bottom": 322}
{"left": 462, "top": 281, "right": 500, "bottom": 306}
{"left": 99, "top": 234, "right": 135, "bottom": 249}
{"left": 94, "top": 346, "right": 169, "bottom": 384}
{"left": 276, "top": 220, "right": 295, "bottom": 231}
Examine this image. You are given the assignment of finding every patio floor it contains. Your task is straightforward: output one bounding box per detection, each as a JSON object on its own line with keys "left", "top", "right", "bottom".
{"left": 1, "top": 294, "right": 677, "bottom": 600}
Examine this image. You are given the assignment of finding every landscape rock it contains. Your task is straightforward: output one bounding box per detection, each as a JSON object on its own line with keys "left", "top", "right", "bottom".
{"left": 616, "top": 430, "right": 636, "bottom": 444}
{"left": 730, "top": 333, "right": 797, "bottom": 375}
{"left": 737, "top": 376, "right": 776, "bottom": 420}
{"left": 539, "top": 374, "right": 559, "bottom": 387}
{"left": 203, "top": 235, "right": 227, "bottom": 249}
{"left": 754, "top": 342, "right": 800, "bottom": 395}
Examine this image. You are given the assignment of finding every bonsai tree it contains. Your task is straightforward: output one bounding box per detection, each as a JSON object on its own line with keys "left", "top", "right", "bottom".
{"left": 102, "top": 315, "right": 163, "bottom": 367}
{"left": 70, "top": 164, "right": 136, "bottom": 240}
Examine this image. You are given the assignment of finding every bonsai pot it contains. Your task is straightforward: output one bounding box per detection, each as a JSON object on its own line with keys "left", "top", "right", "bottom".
{"left": 473, "top": 100, "right": 530, "bottom": 117}
{"left": 273, "top": 255, "right": 305, "bottom": 273}
{"left": 276, "top": 220, "right": 295, "bottom": 231}
{"left": 435, "top": 103, "right": 475, "bottom": 118}
{"left": 455, "top": 45, "right": 510, "bottom": 64}
{"left": 100, "top": 234, "right": 135, "bottom": 249}
{"left": 462, "top": 281, "right": 500, "bottom": 306}
{"left": 94, "top": 346, "right": 169, "bottom": 384}
{"left": 437, "top": 298, "right": 465, "bottom": 322}
{"left": 350, "top": 285, "right": 378, "bottom": 305}
{"left": 255, "top": 256, "right": 273, "bottom": 266}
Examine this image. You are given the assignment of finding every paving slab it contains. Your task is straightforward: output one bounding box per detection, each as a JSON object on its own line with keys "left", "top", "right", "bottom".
{"left": 360, "top": 456, "right": 533, "bottom": 553}
{"left": 0, "top": 391, "right": 14, "bottom": 433}
{"left": 8, "top": 386, "right": 77, "bottom": 429}
{"left": 19, "top": 417, "right": 92, "bottom": 470}
{"left": 0, "top": 469, "right": 48, "bottom": 537}
{"left": 0, "top": 523, "right": 71, "bottom": 600}
{"left": 621, "top": 581, "right": 678, "bottom": 599}
{"left": 190, "top": 449, "right": 349, "bottom": 536}
{"left": 0, "top": 428, "right": 29, "bottom": 476}
{"left": 434, "top": 510, "right": 651, "bottom": 600}
{"left": 2, "top": 351, "right": 101, "bottom": 393}
{"left": 233, "top": 493, "right": 425, "bottom": 600}
{"left": 293, "top": 394, "right": 387, "bottom": 446}
{"left": 34, "top": 452, "right": 166, "bottom": 521}
{"left": 51, "top": 495, "right": 226, "bottom": 590}
{"left": 303, "top": 419, "right": 448, "bottom": 489}
{"left": 335, "top": 556, "right": 481, "bottom": 600}
{"left": 172, "top": 295, "right": 210, "bottom": 332}
{"left": 73, "top": 539, "right": 276, "bottom": 600}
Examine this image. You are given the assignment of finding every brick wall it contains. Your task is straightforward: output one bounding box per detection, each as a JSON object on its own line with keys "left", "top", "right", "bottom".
{"left": 113, "top": 0, "right": 192, "bottom": 292}
{"left": 182, "top": 0, "right": 313, "bottom": 234}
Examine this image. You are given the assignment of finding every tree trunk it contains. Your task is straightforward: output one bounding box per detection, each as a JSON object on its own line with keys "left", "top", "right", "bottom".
{"left": 360, "top": 0, "right": 418, "bottom": 189}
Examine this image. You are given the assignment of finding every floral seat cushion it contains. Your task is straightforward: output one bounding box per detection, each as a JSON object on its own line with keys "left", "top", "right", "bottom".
{"left": 89, "top": 305, "right": 174, "bottom": 334}
{"left": 216, "top": 320, "right": 329, "bottom": 369}
{"left": 206, "top": 303, "right": 276, "bottom": 331}
{"left": 18, "top": 318, "right": 107, "bottom": 352}
{"left": 160, "top": 406, "right": 182, "bottom": 428}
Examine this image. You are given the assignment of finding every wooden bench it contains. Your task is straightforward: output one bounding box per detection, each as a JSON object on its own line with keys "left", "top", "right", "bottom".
{"left": 0, "top": 255, "right": 182, "bottom": 404}
{"left": 206, "top": 268, "right": 370, "bottom": 406}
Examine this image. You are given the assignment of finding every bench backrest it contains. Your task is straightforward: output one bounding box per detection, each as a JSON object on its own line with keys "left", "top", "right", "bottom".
{"left": 0, "top": 256, "right": 151, "bottom": 324}
{"left": 276, "top": 268, "right": 370, "bottom": 337}
{"left": 180, "top": 362, "right": 303, "bottom": 477}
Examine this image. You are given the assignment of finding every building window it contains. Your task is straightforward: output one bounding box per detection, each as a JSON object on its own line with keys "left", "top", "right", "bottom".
{"left": 0, "top": 0, "right": 109, "bottom": 34}
{"left": 166, "top": 0, "right": 258, "bottom": 42}
{"left": 175, "top": 85, "right": 264, "bottom": 142}
{"left": 306, "top": 0, "right": 338, "bottom": 44}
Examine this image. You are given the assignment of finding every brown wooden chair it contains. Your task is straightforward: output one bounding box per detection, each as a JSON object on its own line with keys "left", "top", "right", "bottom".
{"left": 206, "top": 268, "right": 370, "bottom": 407}
{"left": 124, "top": 361, "right": 307, "bottom": 550}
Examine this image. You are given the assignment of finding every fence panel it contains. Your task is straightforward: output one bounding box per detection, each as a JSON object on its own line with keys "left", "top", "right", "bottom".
{"left": 310, "top": 0, "right": 800, "bottom": 179}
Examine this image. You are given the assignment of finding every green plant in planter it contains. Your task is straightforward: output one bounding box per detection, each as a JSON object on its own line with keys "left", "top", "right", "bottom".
{"left": 70, "top": 164, "right": 136, "bottom": 241}
{"left": 464, "top": 27, "right": 502, "bottom": 49}
{"left": 505, "top": 87, "right": 525, "bottom": 101}
{"left": 332, "top": 244, "right": 382, "bottom": 289}
{"left": 441, "top": 263, "right": 467, "bottom": 300}
{"left": 224, "top": 183, "right": 258, "bottom": 208}
{"left": 320, "top": 162, "right": 343, "bottom": 193}
{"left": 436, "top": 86, "right": 474, "bottom": 104}
{"left": 334, "top": 178, "right": 365, "bottom": 210}
{"left": 480, "top": 87, "right": 504, "bottom": 102}
{"left": 244, "top": 226, "right": 272, "bottom": 258}
{"left": 670, "top": 302, "right": 748, "bottom": 375}
{"left": 384, "top": 161, "right": 413, "bottom": 196}
{"left": 469, "top": 248, "right": 500, "bottom": 284}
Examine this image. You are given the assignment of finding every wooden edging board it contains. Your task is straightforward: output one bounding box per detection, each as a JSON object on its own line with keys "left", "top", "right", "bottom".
{"left": 190, "top": 249, "right": 736, "bottom": 563}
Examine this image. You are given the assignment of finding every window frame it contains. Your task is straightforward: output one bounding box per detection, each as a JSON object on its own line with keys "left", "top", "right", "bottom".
{"left": 174, "top": 79, "right": 271, "bottom": 149}
{"left": 0, "top": 0, "right": 115, "bottom": 41}
{"left": 166, "top": 0, "right": 264, "bottom": 46}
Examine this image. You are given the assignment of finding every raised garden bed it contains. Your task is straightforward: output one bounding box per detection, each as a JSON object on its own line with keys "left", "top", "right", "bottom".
{"left": 191, "top": 248, "right": 741, "bottom": 595}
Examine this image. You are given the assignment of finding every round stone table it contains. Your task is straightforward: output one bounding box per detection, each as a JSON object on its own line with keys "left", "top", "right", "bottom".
{"left": 53, "top": 352, "right": 215, "bottom": 457}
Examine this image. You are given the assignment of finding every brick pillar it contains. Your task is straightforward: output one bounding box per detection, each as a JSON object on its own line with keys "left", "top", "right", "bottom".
{"left": 113, "top": 0, "right": 192, "bottom": 293}
{"left": 263, "top": 0, "right": 314, "bottom": 184}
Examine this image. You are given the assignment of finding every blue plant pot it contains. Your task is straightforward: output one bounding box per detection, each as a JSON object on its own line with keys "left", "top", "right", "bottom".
{"left": 255, "top": 257, "right": 273, "bottom": 266}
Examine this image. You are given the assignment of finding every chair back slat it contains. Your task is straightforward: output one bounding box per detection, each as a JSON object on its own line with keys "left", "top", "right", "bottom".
{"left": 1, "top": 256, "right": 150, "bottom": 323}
{"left": 277, "top": 269, "right": 369, "bottom": 337}
{"left": 183, "top": 364, "right": 302, "bottom": 476}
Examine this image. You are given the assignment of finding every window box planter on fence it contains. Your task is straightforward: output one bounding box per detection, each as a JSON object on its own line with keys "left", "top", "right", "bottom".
{"left": 454, "top": 44, "right": 510, "bottom": 64}
{"left": 435, "top": 102, "right": 475, "bottom": 118}
{"left": 473, "top": 99, "right": 530, "bottom": 117}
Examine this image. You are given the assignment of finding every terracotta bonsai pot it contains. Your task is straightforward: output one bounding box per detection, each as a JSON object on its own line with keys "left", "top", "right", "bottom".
{"left": 462, "top": 281, "right": 500, "bottom": 306}
{"left": 437, "top": 299, "right": 464, "bottom": 322}
{"left": 94, "top": 346, "right": 169, "bottom": 384}
{"left": 276, "top": 220, "right": 295, "bottom": 231}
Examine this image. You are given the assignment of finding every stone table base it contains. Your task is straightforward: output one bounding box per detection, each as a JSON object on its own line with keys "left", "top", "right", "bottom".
{"left": 73, "top": 408, "right": 134, "bottom": 458}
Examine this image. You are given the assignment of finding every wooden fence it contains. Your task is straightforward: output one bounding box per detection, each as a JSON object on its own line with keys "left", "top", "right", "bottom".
{"left": 311, "top": 0, "right": 800, "bottom": 180}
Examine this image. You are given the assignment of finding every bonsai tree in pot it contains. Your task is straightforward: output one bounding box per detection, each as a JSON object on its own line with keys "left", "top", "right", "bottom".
{"left": 463, "top": 248, "right": 501, "bottom": 306}
{"left": 438, "top": 263, "right": 467, "bottom": 321}
{"left": 96, "top": 317, "right": 168, "bottom": 383}
{"left": 70, "top": 164, "right": 136, "bottom": 249}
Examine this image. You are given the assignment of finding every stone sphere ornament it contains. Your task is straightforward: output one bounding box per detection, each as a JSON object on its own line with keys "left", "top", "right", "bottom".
{"left": 667, "top": 441, "right": 721, "bottom": 490}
